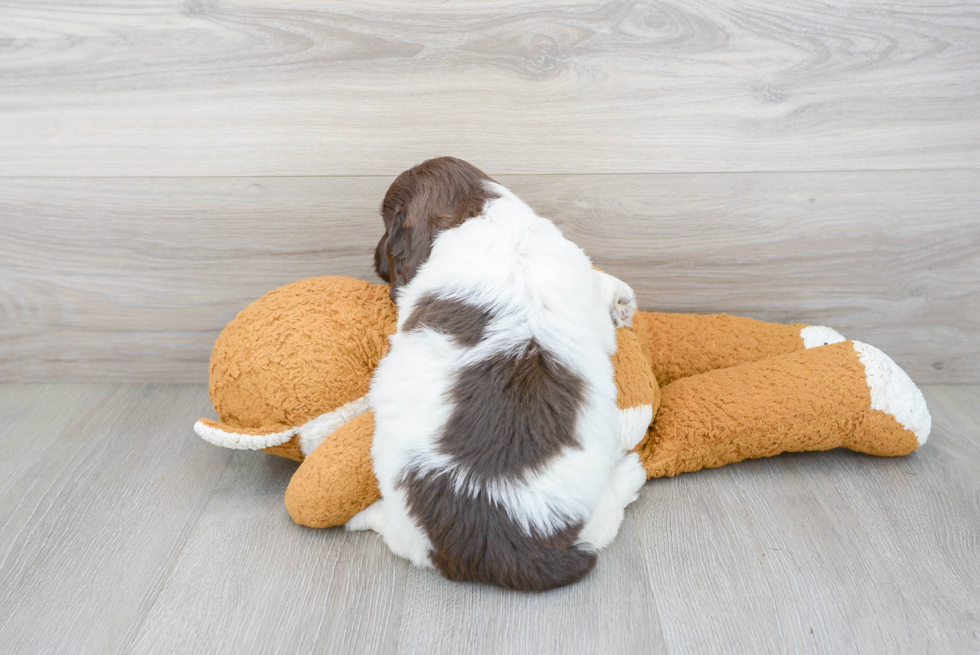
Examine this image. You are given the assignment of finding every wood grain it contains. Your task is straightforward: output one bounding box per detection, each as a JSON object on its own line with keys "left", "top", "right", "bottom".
{"left": 633, "top": 457, "right": 916, "bottom": 652}
{"left": 394, "top": 508, "right": 666, "bottom": 655}
{"left": 815, "top": 386, "right": 980, "bottom": 652}
{"left": 127, "top": 451, "right": 408, "bottom": 655}
{"left": 2, "top": 0, "right": 976, "bottom": 644}
{"left": 0, "top": 0, "right": 978, "bottom": 176}
{"left": 0, "top": 383, "right": 977, "bottom": 653}
{"left": 627, "top": 385, "right": 980, "bottom": 653}
{"left": 0, "top": 384, "right": 114, "bottom": 502}
{"left": 2, "top": 171, "right": 977, "bottom": 383}
{"left": 0, "top": 384, "right": 232, "bottom": 655}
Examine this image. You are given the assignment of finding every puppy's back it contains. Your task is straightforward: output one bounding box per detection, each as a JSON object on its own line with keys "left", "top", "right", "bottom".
{"left": 396, "top": 283, "right": 601, "bottom": 589}
{"left": 377, "top": 181, "right": 616, "bottom": 591}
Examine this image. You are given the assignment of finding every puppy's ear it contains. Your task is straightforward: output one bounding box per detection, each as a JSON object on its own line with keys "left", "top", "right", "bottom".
{"left": 374, "top": 234, "right": 391, "bottom": 283}
{"left": 385, "top": 208, "right": 431, "bottom": 302}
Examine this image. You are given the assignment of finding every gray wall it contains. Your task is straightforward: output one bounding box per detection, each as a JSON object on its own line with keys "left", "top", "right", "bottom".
{"left": 1, "top": 0, "right": 978, "bottom": 383}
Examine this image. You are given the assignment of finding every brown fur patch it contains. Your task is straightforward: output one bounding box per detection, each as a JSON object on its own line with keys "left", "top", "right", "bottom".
{"left": 403, "top": 293, "right": 495, "bottom": 348}
{"left": 440, "top": 340, "right": 585, "bottom": 482}
{"left": 375, "top": 157, "right": 499, "bottom": 300}
{"left": 399, "top": 338, "right": 591, "bottom": 590}
{"left": 399, "top": 468, "right": 596, "bottom": 591}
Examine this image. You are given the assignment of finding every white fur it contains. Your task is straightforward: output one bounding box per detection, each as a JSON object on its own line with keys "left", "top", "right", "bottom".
{"left": 578, "top": 452, "right": 647, "bottom": 550}
{"left": 618, "top": 405, "right": 654, "bottom": 453}
{"left": 298, "top": 396, "right": 371, "bottom": 456}
{"left": 853, "top": 341, "right": 931, "bottom": 445}
{"left": 354, "top": 183, "right": 643, "bottom": 570}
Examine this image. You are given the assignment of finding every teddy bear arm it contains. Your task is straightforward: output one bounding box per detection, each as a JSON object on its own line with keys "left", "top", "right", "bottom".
{"left": 285, "top": 412, "right": 381, "bottom": 528}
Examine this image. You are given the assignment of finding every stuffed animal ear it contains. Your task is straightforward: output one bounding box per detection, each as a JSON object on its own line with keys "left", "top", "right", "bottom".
{"left": 195, "top": 418, "right": 301, "bottom": 460}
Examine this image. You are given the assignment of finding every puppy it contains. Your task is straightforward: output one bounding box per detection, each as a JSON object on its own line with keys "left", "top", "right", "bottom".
{"left": 349, "top": 157, "right": 647, "bottom": 591}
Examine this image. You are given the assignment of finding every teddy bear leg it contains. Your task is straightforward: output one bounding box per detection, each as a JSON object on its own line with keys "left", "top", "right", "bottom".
{"left": 284, "top": 412, "right": 381, "bottom": 528}
{"left": 636, "top": 340, "right": 929, "bottom": 479}
{"left": 632, "top": 311, "right": 845, "bottom": 385}
{"left": 612, "top": 327, "right": 662, "bottom": 450}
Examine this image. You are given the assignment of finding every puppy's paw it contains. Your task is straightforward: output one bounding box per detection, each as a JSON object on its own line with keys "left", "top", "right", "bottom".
{"left": 346, "top": 499, "right": 385, "bottom": 533}
{"left": 597, "top": 271, "right": 638, "bottom": 327}
{"left": 613, "top": 452, "right": 647, "bottom": 506}
{"left": 612, "top": 288, "right": 638, "bottom": 328}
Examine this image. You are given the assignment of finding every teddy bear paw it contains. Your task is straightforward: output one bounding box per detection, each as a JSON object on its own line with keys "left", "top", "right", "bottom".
{"left": 853, "top": 341, "right": 931, "bottom": 445}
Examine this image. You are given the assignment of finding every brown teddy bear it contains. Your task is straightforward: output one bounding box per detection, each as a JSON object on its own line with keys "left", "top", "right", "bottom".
{"left": 194, "top": 276, "right": 930, "bottom": 528}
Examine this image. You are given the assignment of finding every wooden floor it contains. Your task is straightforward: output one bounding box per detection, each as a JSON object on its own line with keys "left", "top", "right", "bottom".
{"left": 1, "top": 383, "right": 978, "bottom": 654}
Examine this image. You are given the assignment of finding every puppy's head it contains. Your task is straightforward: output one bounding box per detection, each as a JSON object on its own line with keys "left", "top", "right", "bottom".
{"left": 375, "top": 157, "right": 497, "bottom": 301}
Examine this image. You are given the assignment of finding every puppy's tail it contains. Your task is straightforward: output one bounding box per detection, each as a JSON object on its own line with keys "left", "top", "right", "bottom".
{"left": 500, "top": 540, "right": 598, "bottom": 592}
{"left": 404, "top": 469, "right": 598, "bottom": 591}
{"left": 433, "top": 528, "right": 598, "bottom": 592}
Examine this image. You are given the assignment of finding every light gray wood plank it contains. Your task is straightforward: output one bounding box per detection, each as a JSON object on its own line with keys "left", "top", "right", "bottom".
{"left": 127, "top": 451, "right": 407, "bottom": 655}
{"left": 0, "top": 175, "right": 389, "bottom": 384}
{"left": 631, "top": 455, "right": 924, "bottom": 653}
{"left": 392, "top": 504, "right": 667, "bottom": 655}
{"left": 1, "top": 171, "right": 977, "bottom": 383}
{"left": 0, "top": 384, "right": 232, "bottom": 655}
{"left": 0, "top": 383, "right": 976, "bottom": 653}
{"left": 918, "top": 385, "right": 980, "bottom": 469}
{"left": 626, "top": 386, "right": 980, "bottom": 653}
{"left": 810, "top": 386, "right": 980, "bottom": 653}
{"left": 0, "top": 383, "right": 115, "bottom": 502}
{"left": 533, "top": 171, "right": 980, "bottom": 385}
{"left": 1, "top": 1, "right": 978, "bottom": 176}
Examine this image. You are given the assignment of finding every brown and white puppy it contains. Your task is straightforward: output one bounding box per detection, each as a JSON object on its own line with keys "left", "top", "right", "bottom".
{"left": 349, "top": 157, "right": 646, "bottom": 591}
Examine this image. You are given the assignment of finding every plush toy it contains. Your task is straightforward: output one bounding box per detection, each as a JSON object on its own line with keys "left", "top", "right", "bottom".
{"left": 194, "top": 276, "right": 931, "bottom": 528}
